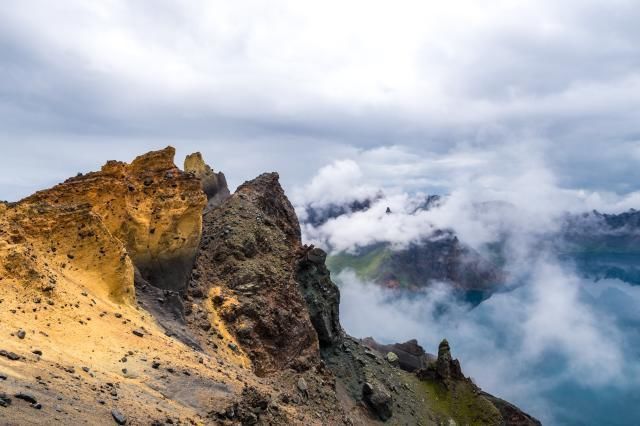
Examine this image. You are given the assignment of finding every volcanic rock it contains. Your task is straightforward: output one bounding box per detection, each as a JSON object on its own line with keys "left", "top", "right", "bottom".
{"left": 362, "top": 381, "right": 393, "bottom": 421}
{"left": 15, "top": 392, "right": 37, "bottom": 404}
{"left": 19, "top": 146, "right": 206, "bottom": 294}
{"left": 0, "top": 350, "right": 20, "bottom": 361}
{"left": 416, "top": 339, "right": 464, "bottom": 385}
{"left": 111, "top": 408, "right": 127, "bottom": 425}
{"left": 0, "top": 393, "right": 11, "bottom": 407}
{"left": 190, "top": 173, "right": 319, "bottom": 374}
{"left": 296, "top": 245, "right": 342, "bottom": 347}
{"left": 385, "top": 352, "right": 399, "bottom": 366}
{"left": 362, "top": 338, "right": 435, "bottom": 372}
{"left": 184, "top": 152, "right": 231, "bottom": 211}
{"left": 0, "top": 147, "right": 541, "bottom": 426}
{"left": 0, "top": 201, "right": 135, "bottom": 302}
{"left": 480, "top": 392, "right": 542, "bottom": 426}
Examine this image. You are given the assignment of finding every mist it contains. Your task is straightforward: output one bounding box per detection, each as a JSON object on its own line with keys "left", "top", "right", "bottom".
{"left": 295, "top": 144, "right": 640, "bottom": 425}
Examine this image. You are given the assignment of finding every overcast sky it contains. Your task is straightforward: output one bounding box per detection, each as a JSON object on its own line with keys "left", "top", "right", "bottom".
{"left": 1, "top": 0, "right": 639, "bottom": 201}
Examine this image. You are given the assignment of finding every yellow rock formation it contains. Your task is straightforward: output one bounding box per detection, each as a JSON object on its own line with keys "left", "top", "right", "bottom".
{"left": 21, "top": 146, "right": 206, "bottom": 292}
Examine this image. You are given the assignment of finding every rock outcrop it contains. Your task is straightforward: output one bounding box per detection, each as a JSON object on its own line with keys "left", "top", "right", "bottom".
{"left": 188, "top": 173, "right": 320, "bottom": 375}
{"left": 481, "top": 393, "right": 544, "bottom": 426}
{"left": 20, "top": 146, "right": 207, "bottom": 293}
{"left": 184, "top": 152, "right": 231, "bottom": 211}
{"left": 362, "top": 337, "right": 436, "bottom": 372}
{"left": 295, "top": 245, "right": 343, "bottom": 347}
{"left": 363, "top": 381, "right": 393, "bottom": 421}
{"left": 0, "top": 201, "right": 135, "bottom": 303}
{"left": 416, "top": 339, "right": 465, "bottom": 386}
{"left": 415, "top": 340, "right": 541, "bottom": 426}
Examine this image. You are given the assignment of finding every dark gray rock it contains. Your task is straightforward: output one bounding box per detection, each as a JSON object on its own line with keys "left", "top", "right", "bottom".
{"left": 15, "top": 392, "right": 37, "bottom": 404}
{"left": 111, "top": 409, "right": 127, "bottom": 425}
{"left": 0, "top": 393, "right": 11, "bottom": 407}
{"left": 362, "top": 338, "right": 435, "bottom": 372}
{"left": 295, "top": 245, "right": 343, "bottom": 347}
{"left": 416, "top": 339, "right": 464, "bottom": 386}
{"left": 362, "top": 382, "right": 393, "bottom": 421}
{"left": 480, "top": 392, "right": 542, "bottom": 426}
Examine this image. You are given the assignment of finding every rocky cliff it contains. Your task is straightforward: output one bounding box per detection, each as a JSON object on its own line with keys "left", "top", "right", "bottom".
{"left": 187, "top": 172, "right": 320, "bottom": 375}
{"left": 327, "top": 233, "right": 503, "bottom": 303}
{"left": 0, "top": 147, "right": 539, "bottom": 425}
{"left": 20, "top": 146, "right": 206, "bottom": 293}
{"left": 184, "top": 152, "right": 231, "bottom": 211}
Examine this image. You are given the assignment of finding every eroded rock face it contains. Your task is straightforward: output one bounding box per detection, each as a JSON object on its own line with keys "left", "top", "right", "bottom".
{"left": 22, "top": 146, "right": 207, "bottom": 292}
{"left": 295, "top": 245, "right": 342, "bottom": 347}
{"left": 189, "top": 173, "right": 320, "bottom": 375}
{"left": 0, "top": 201, "right": 135, "bottom": 303}
{"left": 184, "top": 152, "right": 231, "bottom": 211}
{"left": 480, "top": 393, "right": 542, "bottom": 426}
{"left": 363, "top": 381, "right": 393, "bottom": 421}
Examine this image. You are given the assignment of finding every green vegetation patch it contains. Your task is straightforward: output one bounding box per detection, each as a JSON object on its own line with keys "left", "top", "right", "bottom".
{"left": 418, "top": 379, "right": 502, "bottom": 426}
{"left": 326, "top": 244, "right": 391, "bottom": 281}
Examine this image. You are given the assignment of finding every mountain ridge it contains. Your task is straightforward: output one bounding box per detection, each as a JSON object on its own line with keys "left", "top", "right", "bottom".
{"left": 0, "top": 147, "right": 539, "bottom": 425}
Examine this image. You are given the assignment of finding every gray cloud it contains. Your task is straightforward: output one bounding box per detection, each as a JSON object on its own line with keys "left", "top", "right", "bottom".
{"left": 1, "top": 1, "right": 639, "bottom": 200}
{"left": 337, "top": 269, "right": 640, "bottom": 425}
{"left": 298, "top": 143, "right": 640, "bottom": 423}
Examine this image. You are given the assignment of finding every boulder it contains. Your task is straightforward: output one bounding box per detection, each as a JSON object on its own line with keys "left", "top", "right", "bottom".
{"left": 362, "top": 382, "right": 393, "bottom": 421}
{"left": 385, "top": 352, "right": 399, "bottom": 366}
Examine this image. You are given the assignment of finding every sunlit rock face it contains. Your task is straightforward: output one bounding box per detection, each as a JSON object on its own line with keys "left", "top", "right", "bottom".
{"left": 19, "top": 146, "right": 207, "bottom": 292}
{"left": 184, "top": 151, "right": 231, "bottom": 211}
{"left": 0, "top": 200, "right": 135, "bottom": 303}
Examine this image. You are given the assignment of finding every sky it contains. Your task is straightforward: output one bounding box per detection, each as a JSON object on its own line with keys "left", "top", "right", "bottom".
{"left": 1, "top": 0, "right": 640, "bottom": 201}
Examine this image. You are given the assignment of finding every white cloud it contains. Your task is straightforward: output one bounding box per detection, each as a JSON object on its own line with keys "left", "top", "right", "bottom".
{"left": 292, "top": 159, "right": 377, "bottom": 207}
{"left": 1, "top": 1, "right": 640, "bottom": 199}
{"left": 298, "top": 144, "right": 640, "bottom": 254}
{"left": 337, "top": 258, "right": 634, "bottom": 425}
{"left": 302, "top": 141, "right": 640, "bottom": 423}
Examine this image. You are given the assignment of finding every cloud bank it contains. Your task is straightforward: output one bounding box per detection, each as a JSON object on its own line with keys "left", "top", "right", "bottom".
{"left": 1, "top": 1, "right": 640, "bottom": 200}
{"left": 338, "top": 269, "right": 640, "bottom": 425}
{"left": 296, "top": 144, "right": 640, "bottom": 254}
{"left": 295, "top": 146, "right": 640, "bottom": 424}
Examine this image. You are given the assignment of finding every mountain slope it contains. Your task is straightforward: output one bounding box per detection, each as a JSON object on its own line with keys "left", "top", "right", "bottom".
{"left": 0, "top": 147, "right": 538, "bottom": 425}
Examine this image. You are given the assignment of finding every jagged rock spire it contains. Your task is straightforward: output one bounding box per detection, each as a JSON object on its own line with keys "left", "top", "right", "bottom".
{"left": 184, "top": 152, "right": 231, "bottom": 210}
{"left": 436, "top": 339, "right": 452, "bottom": 380}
